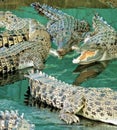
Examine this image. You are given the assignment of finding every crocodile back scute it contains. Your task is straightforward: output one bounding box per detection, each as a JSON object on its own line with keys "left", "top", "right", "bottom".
{"left": 0, "top": 110, "right": 34, "bottom": 130}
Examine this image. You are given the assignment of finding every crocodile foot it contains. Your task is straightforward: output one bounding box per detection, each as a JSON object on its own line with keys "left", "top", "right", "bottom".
{"left": 59, "top": 110, "right": 80, "bottom": 124}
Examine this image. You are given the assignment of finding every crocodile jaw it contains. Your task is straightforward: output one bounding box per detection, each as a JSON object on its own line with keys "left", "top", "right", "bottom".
{"left": 73, "top": 50, "right": 102, "bottom": 64}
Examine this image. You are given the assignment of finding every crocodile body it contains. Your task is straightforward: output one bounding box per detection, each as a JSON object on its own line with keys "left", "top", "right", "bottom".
{"left": 31, "top": 2, "right": 90, "bottom": 56}
{"left": 0, "top": 110, "right": 34, "bottom": 130}
{"left": 25, "top": 71, "right": 117, "bottom": 125}
{"left": 73, "top": 14, "right": 117, "bottom": 64}
{"left": 0, "top": 12, "right": 51, "bottom": 74}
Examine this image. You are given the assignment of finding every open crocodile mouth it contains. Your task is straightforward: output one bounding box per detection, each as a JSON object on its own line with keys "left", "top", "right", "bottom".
{"left": 73, "top": 50, "right": 97, "bottom": 64}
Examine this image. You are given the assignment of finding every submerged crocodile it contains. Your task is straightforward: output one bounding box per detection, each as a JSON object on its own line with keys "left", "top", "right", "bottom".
{"left": 25, "top": 71, "right": 117, "bottom": 125}
{"left": 0, "top": 12, "right": 51, "bottom": 74}
{"left": 0, "top": 110, "right": 34, "bottom": 130}
{"left": 73, "top": 13, "right": 117, "bottom": 64}
{"left": 31, "top": 2, "right": 90, "bottom": 56}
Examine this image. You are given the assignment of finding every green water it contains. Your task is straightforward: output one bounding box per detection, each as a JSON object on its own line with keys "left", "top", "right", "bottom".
{"left": 0, "top": 6, "right": 117, "bottom": 130}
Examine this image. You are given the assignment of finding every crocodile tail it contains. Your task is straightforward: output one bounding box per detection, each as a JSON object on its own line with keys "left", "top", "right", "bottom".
{"left": 92, "top": 13, "right": 115, "bottom": 32}
{"left": 0, "top": 110, "right": 35, "bottom": 130}
{"left": 31, "top": 2, "right": 66, "bottom": 21}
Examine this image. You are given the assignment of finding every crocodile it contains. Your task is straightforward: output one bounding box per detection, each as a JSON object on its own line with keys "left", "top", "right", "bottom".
{"left": 0, "top": 14, "right": 51, "bottom": 74}
{"left": 73, "top": 13, "right": 117, "bottom": 64}
{"left": 31, "top": 2, "right": 90, "bottom": 56}
{"left": 0, "top": 110, "right": 34, "bottom": 130}
{"left": 0, "top": 11, "right": 46, "bottom": 48}
{"left": 0, "top": 11, "right": 29, "bottom": 31}
{"left": 0, "top": 11, "right": 28, "bottom": 48}
{"left": 24, "top": 70, "right": 117, "bottom": 125}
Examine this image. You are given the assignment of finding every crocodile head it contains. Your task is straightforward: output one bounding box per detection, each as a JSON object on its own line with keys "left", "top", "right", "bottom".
{"left": 56, "top": 31, "right": 85, "bottom": 56}
{"left": 56, "top": 31, "right": 74, "bottom": 56}
{"left": 73, "top": 14, "right": 117, "bottom": 64}
{"left": 56, "top": 21, "right": 90, "bottom": 57}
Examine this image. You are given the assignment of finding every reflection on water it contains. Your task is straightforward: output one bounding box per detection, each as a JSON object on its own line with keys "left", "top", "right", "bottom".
{"left": 0, "top": 61, "right": 109, "bottom": 87}
{"left": 0, "top": 67, "right": 33, "bottom": 86}
{"left": 73, "top": 61, "right": 109, "bottom": 85}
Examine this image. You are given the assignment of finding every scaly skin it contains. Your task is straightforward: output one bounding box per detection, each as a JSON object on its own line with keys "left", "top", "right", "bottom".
{"left": 0, "top": 110, "right": 34, "bottom": 130}
{"left": 0, "top": 11, "right": 29, "bottom": 31}
{"left": 25, "top": 71, "right": 117, "bottom": 125}
{"left": 0, "top": 11, "right": 46, "bottom": 48}
{"left": 73, "top": 13, "right": 117, "bottom": 64}
{"left": 0, "top": 30, "right": 50, "bottom": 74}
{"left": 0, "top": 13, "right": 51, "bottom": 74}
{"left": 0, "top": 32, "right": 29, "bottom": 48}
{"left": 31, "top": 2, "right": 90, "bottom": 56}
{"left": 0, "top": 11, "right": 29, "bottom": 48}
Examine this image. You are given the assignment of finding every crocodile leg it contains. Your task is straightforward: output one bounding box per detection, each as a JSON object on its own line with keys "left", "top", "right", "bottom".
{"left": 59, "top": 94, "right": 85, "bottom": 124}
{"left": 60, "top": 110, "right": 80, "bottom": 124}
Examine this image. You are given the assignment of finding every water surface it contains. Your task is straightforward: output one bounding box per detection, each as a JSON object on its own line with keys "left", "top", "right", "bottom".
{"left": 0, "top": 6, "right": 117, "bottom": 130}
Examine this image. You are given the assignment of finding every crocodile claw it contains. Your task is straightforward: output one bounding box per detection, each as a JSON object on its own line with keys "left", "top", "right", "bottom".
{"left": 59, "top": 110, "right": 80, "bottom": 124}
